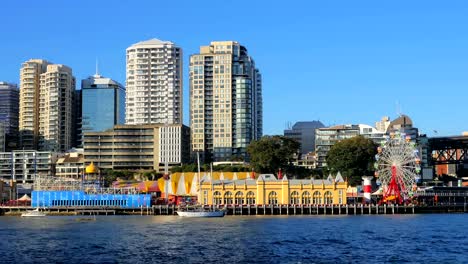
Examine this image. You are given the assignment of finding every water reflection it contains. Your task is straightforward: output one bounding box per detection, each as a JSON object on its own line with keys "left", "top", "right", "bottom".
{"left": 0, "top": 215, "right": 467, "bottom": 263}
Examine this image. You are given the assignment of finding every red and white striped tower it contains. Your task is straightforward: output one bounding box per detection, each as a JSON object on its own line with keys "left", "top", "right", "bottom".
{"left": 362, "top": 176, "right": 373, "bottom": 203}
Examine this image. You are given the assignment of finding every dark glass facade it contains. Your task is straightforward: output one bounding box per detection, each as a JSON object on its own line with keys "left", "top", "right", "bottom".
{"left": 81, "top": 75, "right": 125, "bottom": 138}
{"left": 0, "top": 82, "right": 19, "bottom": 150}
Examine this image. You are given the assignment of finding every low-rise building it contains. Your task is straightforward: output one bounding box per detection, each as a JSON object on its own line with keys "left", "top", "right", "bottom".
{"left": 315, "top": 125, "right": 360, "bottom": 168}
{"left": 0, "top": 150, "right": 56, "bottom": 184}
{"left": 199, "top": 174, "right": 347, "bottom": 205}
{"left": 315, "top": 124, "right": 388, "bottom": 168}
{"left": 83, "top": 124, "right": 190, "bottom": 172}
{"left": 55, "top": 152, "right": 84, "bottom": 179}
{"left": 292, "top": 152, "right": 316, "bottom": 169}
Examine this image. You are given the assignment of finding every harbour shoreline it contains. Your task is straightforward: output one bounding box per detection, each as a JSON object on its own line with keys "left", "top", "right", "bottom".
{"left": 2, "top": 204, "right": 467, "bottom": 216}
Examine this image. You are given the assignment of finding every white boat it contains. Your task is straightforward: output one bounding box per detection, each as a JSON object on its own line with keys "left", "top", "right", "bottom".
{"left": 177, "top": 209, "right": 225, "bottom": 218}
{"left": 177, "top": 153, "right": 225, "bottom": 218}
{"left": 21, "top": 208, "right": 46, "bottom": 217}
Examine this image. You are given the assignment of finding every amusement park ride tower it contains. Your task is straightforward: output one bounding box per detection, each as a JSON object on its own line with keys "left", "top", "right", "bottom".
{"left": 375, "top": 132, "right": 421, "bottom": 204}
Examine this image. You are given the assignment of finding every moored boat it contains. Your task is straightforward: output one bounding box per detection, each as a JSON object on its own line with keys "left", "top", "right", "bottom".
{"left": 176, "top": 209, "right": 225, "bottom": 217}
{"left": 176, "top": 153, "right": 225, "bottom": 218}
{"left": 21, "top": 208, "right": 46, "bottom": 217}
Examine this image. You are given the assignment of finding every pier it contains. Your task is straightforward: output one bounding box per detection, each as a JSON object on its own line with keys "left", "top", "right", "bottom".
{"left": 2, "top": 204, "right": 468, "bottom": 216}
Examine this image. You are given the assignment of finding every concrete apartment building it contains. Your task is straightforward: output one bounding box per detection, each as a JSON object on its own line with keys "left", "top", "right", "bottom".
{"left": 315, "top": 125, "right": 361, "bottom": 168}
{"left": 0, "top": 150, "right": 56, "bottom": 184}
{"left": 190, "top": 41, "right": 262, "bottom": 162}
{"left": 19, "top": 59, "right": 76, "bottom": 152}
{"left": 83, "top": 124, "right": 190, "bottom": 172}
{"left": 315, "top": 116, "right": 419, "bottom": 168}
{"left": 19, "top": 59, "right": 49, "bottom": 150}
{"left": 38, "top": 64, "right": 75, "bottom": 152}
{"left": 125, "top": 39, "right": 182, "bottom": 125}
{"left": 0, "top": 82, "right": 19, "bottom": 150}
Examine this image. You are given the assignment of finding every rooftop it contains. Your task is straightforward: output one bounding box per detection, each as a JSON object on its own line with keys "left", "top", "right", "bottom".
{"left": 128, "top": 38, "right": 175, "bottom": 48}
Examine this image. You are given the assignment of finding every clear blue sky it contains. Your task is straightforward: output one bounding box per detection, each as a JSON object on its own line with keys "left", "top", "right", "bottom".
{"left": 1, "top": 0, "right": 468, "bottom": 136}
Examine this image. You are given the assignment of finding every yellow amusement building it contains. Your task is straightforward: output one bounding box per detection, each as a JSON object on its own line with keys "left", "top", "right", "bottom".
{"left": 199, "top": 174, "right": 347, "bottom": 205}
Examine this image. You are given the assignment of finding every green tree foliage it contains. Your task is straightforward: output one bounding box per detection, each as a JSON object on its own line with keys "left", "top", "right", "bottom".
{"left": 247, "top": 136, "right": 300, "bottom": 173}
{"left": 170, "top": 164, "right": 250, "bottom": 173}
{"left": 326, "top": 135, "right": 377, "bottom": 186}
{"left": 102, "top": 169, "right": 134, "bottom": 186}
{"left": 142, "top": 170, "right": 163, "bottom": 181}
{"left": 170, "top": 164, "right": 198, "bottom": 173}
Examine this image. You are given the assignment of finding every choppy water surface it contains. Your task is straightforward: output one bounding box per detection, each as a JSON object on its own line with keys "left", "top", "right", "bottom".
{"left": 0, "top": 214, "right": 467, "bottom": 263}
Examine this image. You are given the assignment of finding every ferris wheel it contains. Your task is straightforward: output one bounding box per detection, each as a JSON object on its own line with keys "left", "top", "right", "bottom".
{"left": 374, "top": 132, "right": 421, "bottom": 204}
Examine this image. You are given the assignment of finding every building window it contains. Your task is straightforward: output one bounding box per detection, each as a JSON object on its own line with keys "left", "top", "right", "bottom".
{"left": 235, "top": 191, "right": 244, "bottom": 205}
{"left": 290, "top": 191, "right": 300, "bottom": 204}
{"left": 203, "top": 190, "right": 208, "bottom": 205}
{"left": 246, "top": 191, "right": 256, "bottom": 205}
{"left": 313, "top": 191, "right": 322, "bottom": 204}
{"left": 224, "top": 191, "right": 233, "bottom": 205}
{"left": 324, "top": 191, "right": 333, "bottom": 205}
{"left": 213, "top": 191, "right": 222, "bottom": 205}
{"left": 302, "top": 191, "right": 311, "bottom": 204}
{"left": 338, "top": 190, "right": 343, "bottom": 204}
{"left": 268, "top": 191, "right": 278, "bottom": 205}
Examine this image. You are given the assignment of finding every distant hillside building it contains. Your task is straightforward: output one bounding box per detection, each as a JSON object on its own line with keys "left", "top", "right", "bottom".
{"left": 284, "top": 121, "right": 324, "bottom": 155}
{"left": 315, "top": 125, "right": 361, "bottom": 168}
{"left": 386, "top": 114, "right": 418, "bottom": 140}
{"left": 375, "top": 116, "right": 390, "bottom": 132}
{"left": 315, "top": 124, "right": 387, "bottom": 168}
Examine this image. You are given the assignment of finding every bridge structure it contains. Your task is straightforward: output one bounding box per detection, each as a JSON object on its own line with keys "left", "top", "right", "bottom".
{"left": 429, "top": 136, "right": 468, "bottom": 165}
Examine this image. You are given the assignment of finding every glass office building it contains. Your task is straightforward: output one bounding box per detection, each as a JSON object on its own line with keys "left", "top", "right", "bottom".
{"left": 0, "top": 82, "right": 19, "bottom": 150}
{"left": 81, "top": 74, "right": 125, "bottom": 136}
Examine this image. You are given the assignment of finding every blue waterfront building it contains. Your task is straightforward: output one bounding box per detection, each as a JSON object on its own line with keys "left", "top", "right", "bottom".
{"left": 32, "top": 191, "right": 151, "bottom": 208}
{"left": 81, "top": 73, "right": 125, "bottom": 138}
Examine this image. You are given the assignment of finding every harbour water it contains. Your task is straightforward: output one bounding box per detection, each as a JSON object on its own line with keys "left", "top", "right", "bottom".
{"left": 1, "top": 214, "right": 467, "bottom": 263}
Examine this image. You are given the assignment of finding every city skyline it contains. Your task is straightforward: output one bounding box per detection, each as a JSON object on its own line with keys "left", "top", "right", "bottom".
{"left": 1, "top": 1, "right": 468, "bottom": 136}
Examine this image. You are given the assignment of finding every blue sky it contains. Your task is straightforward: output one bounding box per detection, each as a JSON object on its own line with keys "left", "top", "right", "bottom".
{"left": 1, "top": 0, "right": 468, "bottom": 136}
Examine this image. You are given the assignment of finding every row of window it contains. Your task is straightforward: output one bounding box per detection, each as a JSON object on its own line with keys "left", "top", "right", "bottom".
{"left": 208, "top": 191, "right": 341, "bottom": 205}
{"left": 50, "top": 199, "right": 127, "bottom": 207}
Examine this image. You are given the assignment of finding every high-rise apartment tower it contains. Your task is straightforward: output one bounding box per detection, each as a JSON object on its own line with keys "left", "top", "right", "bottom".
{"left": 190, "top": 41, "right": 262, "bottom": 162}
{"left": 125, "top": 39, "right": 182, "bottom": 125}
{"left": 19, "top": 60, "right": 75, "bottom": 152}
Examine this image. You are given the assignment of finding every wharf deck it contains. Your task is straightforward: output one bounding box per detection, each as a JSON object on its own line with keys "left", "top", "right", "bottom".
{"left": 1, "top": 204, "right": 468, "bottom": 216}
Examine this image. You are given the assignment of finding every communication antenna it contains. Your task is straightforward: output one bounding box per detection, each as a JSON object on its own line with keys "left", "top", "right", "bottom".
{"left": 396, "top": 101, "right": 402, "bottom": 117}
{"left": 95, "top": 58, "right": 99, "bottom": 76}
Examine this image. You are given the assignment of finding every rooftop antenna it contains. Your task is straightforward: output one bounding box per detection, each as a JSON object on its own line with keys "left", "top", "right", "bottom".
{"left": 95, "top": 58, "right": 99, "bottom": 76}
{"left": 396, "top": 100, "right": 402, "bottom": 117}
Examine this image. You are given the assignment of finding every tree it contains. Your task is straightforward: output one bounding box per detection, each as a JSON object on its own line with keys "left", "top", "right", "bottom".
{"left": 247, "top": 136, "right": 300, "bottom": 173}
{"left": 102, "top": 169, "right": 134, "bottom": 186}
{"left": 326, "top": 135, "right": 377, "bottom": 186}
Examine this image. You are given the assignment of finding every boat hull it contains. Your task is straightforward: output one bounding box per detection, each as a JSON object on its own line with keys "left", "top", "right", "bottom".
{"left": 21, "top": 212, "right": 46, "bottom": 217}
{"left": 176, "top": 210, "right": 225, "bottom": 217}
